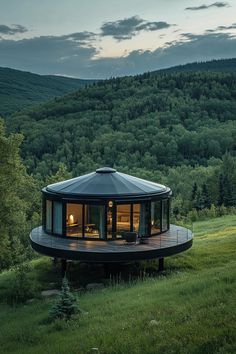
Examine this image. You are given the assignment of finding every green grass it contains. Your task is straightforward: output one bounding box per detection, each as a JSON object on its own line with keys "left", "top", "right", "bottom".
{"left": 0, "top": 215, "right": 236, "bottom": 354}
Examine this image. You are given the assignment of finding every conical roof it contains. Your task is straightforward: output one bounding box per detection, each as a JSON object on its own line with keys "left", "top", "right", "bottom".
{"left": 45, "top": 167, "right": 170, "bottom": 199}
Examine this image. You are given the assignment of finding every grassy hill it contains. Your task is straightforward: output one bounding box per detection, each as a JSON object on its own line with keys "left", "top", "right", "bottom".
{"left": 0, "top": 67, "right": 95, "bottom": 116}
{"left": 0, "top": 215, "right": 235, "bottom": 353}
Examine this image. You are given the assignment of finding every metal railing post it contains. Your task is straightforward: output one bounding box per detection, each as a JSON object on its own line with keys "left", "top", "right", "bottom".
{"left": 177, "top": 229, "right": 179, "bottom": 244}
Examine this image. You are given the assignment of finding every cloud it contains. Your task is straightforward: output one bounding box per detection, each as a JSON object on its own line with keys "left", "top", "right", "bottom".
{"left": 100, "top": 16, "right": 172, "bottom": 40}
{"left": 0, "top": 24, "right": 28, "bottom": 35}
{"left": 185, "top": 2, "right": 229, "bottom": 11}
{"left": 137, "top": 21, "right": 172, "bottom": 32}
{"left": 0, "top": 35, "right": 97, "bottom": 76}
{"left": 217, "top": 23, "right": 236, "bottom": 30}
{"left": 0, "top": 31, "right": 236, "bottom": 79}
{"left": 63, "top": 31, "right": 97, "bottom": 43}
{"left": 87, "top": 32, "right": 236, "bottom": 77}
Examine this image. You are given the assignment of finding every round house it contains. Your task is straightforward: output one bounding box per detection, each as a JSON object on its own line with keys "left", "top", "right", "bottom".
{"left": 43, "top": 167, "right": 171, "bottom": 240}
{"left": 30, "top": 168, "right": 193, "bottom": 267}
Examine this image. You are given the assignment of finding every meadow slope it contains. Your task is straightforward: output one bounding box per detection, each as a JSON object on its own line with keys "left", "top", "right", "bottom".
{"left": 0, "top": 215, "right": 235, "bottom": 354}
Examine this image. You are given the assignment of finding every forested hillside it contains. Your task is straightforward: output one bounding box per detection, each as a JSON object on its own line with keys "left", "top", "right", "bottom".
{"left": 158, "top": 58, "right": 236, "bottom": 74}
{"left": 1, "top": 61, "right": 236, "bottom": 271}
{"left": 5, "top": 68, "right": 236, "bottom": 217}
{"left": 0, "top": 67, "right": 94, "bottom": 116}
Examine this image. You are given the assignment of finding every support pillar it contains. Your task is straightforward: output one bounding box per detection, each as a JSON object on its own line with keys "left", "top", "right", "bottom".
{"left": 104, "top": 263, "right": 109, "bottom": 278}
{"left": 158, "top": 258, "right": 164, "bottom": 272}
{"left": 61, "top": 259, "right": 67, "bottom": 278}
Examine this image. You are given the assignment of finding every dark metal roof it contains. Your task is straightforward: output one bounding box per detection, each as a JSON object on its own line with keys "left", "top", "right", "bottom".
{"left": 45, "top": 167, "right": 171, "bottom": 199}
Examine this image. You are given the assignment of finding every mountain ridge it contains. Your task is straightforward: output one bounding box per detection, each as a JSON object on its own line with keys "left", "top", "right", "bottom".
{"left": 0, "top": 67, "right": 95, "bottom": 116}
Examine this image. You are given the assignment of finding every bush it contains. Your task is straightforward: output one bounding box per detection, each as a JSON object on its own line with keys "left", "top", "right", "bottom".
{"left": 7, "top": 263, "right": 38, "bottom": 305}
{"left": 49, "top": 277, "right": 79, "bottom": 321}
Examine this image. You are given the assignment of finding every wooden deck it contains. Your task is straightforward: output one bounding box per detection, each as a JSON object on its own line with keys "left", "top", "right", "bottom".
{"left": 30, "top": 225, "right": 193, "bottom": 262}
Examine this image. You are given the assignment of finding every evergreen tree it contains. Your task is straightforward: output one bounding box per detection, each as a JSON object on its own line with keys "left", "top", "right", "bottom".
{"left": 218, "top": 173, "right": 224, "bottom": 206}
{"left": 218, "top": 154, "right": 236, "bottom": 207}
{"left": 49, "top": 277, "right": 79, "bottom": 321}
{"left": 194, "top": 190, "right": 205, "bottom": 211}
{"left": 191, "top": 182, "right": 198, "bottom": 202}
{"left": 201, "top": 183, "right": 211, "bottom": 209}
{"left": 45, "top": 162, "right": 73, "bottom": 185}
{"left": 0, "top": 119, "right": 37, "bottom": 270}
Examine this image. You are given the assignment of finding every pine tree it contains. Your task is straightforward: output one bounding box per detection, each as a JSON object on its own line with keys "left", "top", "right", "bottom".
{"left": 218, "top": 173, "right": 224, "bottom": 206}
{"left": 49, "top": 277, "right": 79, "bottom": 320}
{"left": 191, "top": 182, "right": 198, "bottom": 201}
{"left": 218, "top": 154, "right": 236, "bottom": 207}
{"left": 201, "top": 183, "right": 211, "bottom": 209}
{"left": 45, "top": 163, "right": 72, "bottom": 185}
{"left": 194, "top": 190, "right": 205, "bottom": 211}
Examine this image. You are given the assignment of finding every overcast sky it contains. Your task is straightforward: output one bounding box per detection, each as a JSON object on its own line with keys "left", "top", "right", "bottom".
{"left": 0, "top": 0, "right": 236, "bottom": 78}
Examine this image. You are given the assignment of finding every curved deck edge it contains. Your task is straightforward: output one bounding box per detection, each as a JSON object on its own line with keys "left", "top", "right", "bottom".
{"left": 30, "top": 228, "right": 193, "bottom": 263}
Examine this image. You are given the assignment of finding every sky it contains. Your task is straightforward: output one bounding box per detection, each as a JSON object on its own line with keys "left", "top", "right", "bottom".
{"left": 0, "top": 0, "right": 236, "bottom": 78}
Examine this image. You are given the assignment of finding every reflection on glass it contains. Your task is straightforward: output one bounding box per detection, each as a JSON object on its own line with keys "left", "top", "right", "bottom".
{"left": 162, "top": 199, "right": 168, "bottom": 231}
{"left": 107, "top": 205, "right": 113, "bottom": 239}
{"left": 116, "top": 204, "right": 131, "bottom": 236}
{"left": 133, "top": 204, "right": 140, "bottom": 232}
{"left": 66, "top": 204, "right": 83, "bottom": 237}
{"left": 151, "top": 201, "right": 161, "bottom": 235}
{"left": 46, "top": 200, "right": 52, "bottom": 232}
{"left": 53, "top": 201, "right": 62, "bottom": 234}
{"left": 139, "top": 202, "right": 149, "bottom": 236}
{"left": 84, "top": 205, "right": 105, "bottom": 239}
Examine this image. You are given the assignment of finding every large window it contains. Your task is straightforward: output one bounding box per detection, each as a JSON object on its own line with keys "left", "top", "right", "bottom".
{"left": 45, "top": 198, "right": 169, "bottom": 239}
{"left": 107, "top": 203, "right": 113, "bottom": 239}
{"left": 116, "top": 204, "right": 131, "bottom": 236}
{"left": 162, "top": 199, "right": 168, "bottom": 232}
{"left": 66, "top": 203, "right": 83, "bottom": 237}
{"left": 133, "top": 204, "right": 140, "bottom": 233}
{"left": 46, "top": 200, "right": 52, "bottom": 232}
{"left": 139, "top": 202, "right": 149, "bottom": 236}
{"left": 151, "top": 201, "right": 161, "bottom": 235}
{"left": 84, "top": 205, "right": 105, "bottom": 239}
{"left": 53, "top": 201, "right": 62, "bottom": 235}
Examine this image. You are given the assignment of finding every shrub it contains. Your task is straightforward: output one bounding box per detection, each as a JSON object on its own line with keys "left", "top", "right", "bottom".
{"left": 7, "top": 263, "right": 38, "bottom": 305}
{"left": 49, "top": 277, "right": 79, "bottom": 321}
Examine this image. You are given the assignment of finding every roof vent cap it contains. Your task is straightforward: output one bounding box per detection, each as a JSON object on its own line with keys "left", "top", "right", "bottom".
{"left": 96, "top": 167, "right": 116, "bottom": 174}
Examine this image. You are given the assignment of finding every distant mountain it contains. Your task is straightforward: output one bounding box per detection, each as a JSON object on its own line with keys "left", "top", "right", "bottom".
{"left": 0, "top": 67, "right": 95, "bottom": 116}
{"left": 156, "top": 58, "right": 236, "bottom": 74}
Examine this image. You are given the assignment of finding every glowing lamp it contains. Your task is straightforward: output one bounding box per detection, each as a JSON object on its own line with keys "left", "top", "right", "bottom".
{"left": 108, "top": 201, "right": 113, "bottom": 208}
{"left": 69, "top": 214, "right": 74, "bottom": 225}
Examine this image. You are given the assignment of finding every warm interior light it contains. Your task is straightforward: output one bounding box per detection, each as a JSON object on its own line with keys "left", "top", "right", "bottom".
{"left": 151, "top": 220, "right": 154, "bottom": 226}
{"left": 108, "top": 201, "right": 113, "bottom": 208}
{"left": 69, "top": 214, "right": 74, "bottom": 225}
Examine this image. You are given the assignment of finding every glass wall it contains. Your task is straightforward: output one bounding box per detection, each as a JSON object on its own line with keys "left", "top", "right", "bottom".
{"left": 162, "top": 199, "right": 168, "bottom": 232}
{"left": 53, "top": 201, "right": 62, "bottom": 235}
{"left": 107, "top": 203, "right": 113, "bottom": 239}
{"left": 44, "top": 197, "right": 169, "bottom": 239}
{"left": 46, "top": 200, "right": 52, "bottom": 232}
{"left": 133, "top": 204, "right": 140, "bottom": 233}
{"left": 66, "top": 203, "right": 83, "bottom": 237}
{"left": 116, "top": 204, "right": 131, "bottom": 236}
{"left": 138, "top": 202, "right": 149, "bottom": 236}
{"left": 151, "top": 201, "right": 161, "bottom": 235}
{"left": 84, "top": 205, "right": 105, "bottom": 239}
